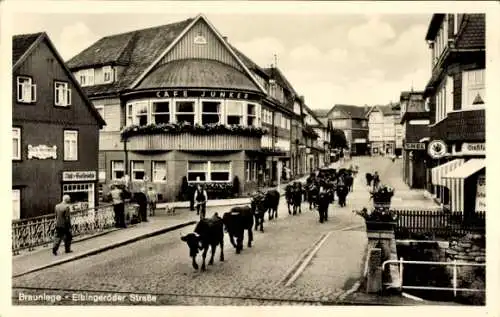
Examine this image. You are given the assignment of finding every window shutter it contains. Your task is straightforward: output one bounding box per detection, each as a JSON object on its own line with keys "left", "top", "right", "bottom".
{"left": 31, "top": 84, "right": 37, "bottom": 102}
{"left": 67, "top": 88, "right": 72, "bottom": 106}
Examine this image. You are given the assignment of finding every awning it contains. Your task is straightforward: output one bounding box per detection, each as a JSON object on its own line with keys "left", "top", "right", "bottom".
{"left": 431, "top": 159, "right": 464, "bottom": 186}
{"left": 443, "top": 159, "right": 485, "bottom": 179}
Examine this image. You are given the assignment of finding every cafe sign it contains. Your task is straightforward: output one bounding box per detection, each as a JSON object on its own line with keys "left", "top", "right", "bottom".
{"left": 405, "top": 143, "right": 426, "bottom": 150}
{"left": 461, "top": 143, "right": 485, "bottom": 156}
{"left": 124, "top": 89, "right": 261, "bottom": 101}
{"left": 63, "top": 171, "right": 97, "bottom": 182}
{"left": 27, "top": 145, "right": 57, "bottom": 160}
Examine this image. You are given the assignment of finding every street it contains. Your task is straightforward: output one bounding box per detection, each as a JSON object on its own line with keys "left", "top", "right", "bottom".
{"left": 12, "top": 156, "right": 428, "bottom": 305}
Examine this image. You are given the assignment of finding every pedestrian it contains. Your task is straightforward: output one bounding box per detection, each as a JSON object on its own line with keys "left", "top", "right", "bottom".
{"left": 373, "top": 171, "right": 380, "bottom": 189}
{"left": 345, "top": 172, "right": 354, "bottom": 192}
{"left": 365, "top": 173, "right": 373, "bottom": 186}
{"left": 52, "top": 195, "right": 72, "bottom": 255}
{"left": 110, "top": 184, "right": 126, "bottom": 228}
{"left": 135, "top": 187, "right": 148, "bottom": 222}
{"left": 147, "top": 186, "right": 157, "bottom": 216}
{"left": 194, "top": 184, "right": 208, "bottom": 219}
{"left": 317, "top": 185, "right": 329, "bottom": 223}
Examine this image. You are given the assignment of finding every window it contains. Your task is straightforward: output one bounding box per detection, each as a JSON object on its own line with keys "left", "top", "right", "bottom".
{"left": 152, "top": 102, "right": 170, "bottom": 124}
{"left": 210, "top": 161, "right": 231, "bottom": 181}
{"left": 244, "top": 161, "right": 257, "bottom": 181}
{"left": 226, "top": 101, "right": 243, "bottom": 125}
{"left": 462, "top": 69, "right": 485, "bottom": 108}
{"left": 54, "top": 81, "right": 71, "bottom": 107}
{"left": 12, "top": 127, "right": 21, "bottom": 160}
{"left": 453, "top": 14, "right": 460, "bottom": 35}
{"left": 187, "top": 161, "right": 208, "bottom": 182}
{"left": 17, "top": 76, "right": 36, "bottom": 103}
{"left": 77, "top": 69, "right": 94, "bottom": 86}
{"left": 127, "top": 102, "right": 148, "bottom": 126}
{"left": 247, "top": 104, "right": 257, "bottom": 126}
{"left": 446, "top": 76, "right": 454, "bottom": 114}
{"left": 187, "top": 161, "right": 231, "bottom": 182}
{"left": 103, "top": 66, "right": 113, "bottom": 83}
{"left": 152, "top": 161, "right": 167, "bottom": 182}
{"left": 12, "top": 189, "right": 21, "bottom": 220}
{"left": 201, "top": 101, "right": 221, "bottom": 125}
{"left": 252, "top": 161, "right": 257, "bottom": 181}
{"left": 274, "top": 112, "right": 281, "bottom": 128}
{"left": 64, "top": 130, "right": 78, "bottom": 161}
{"left": 176, "top": 101, "right": 195, "bottom": 124}
{"left": 111, "top": 161, "right": 125, "bottom": 180}
{"left": 131, "top": 161, "right": 145, "bottom": 181}
{"left": 286, "top": 118, "right": 291, "bottom": 130}
{"left": 127, "top": 103, "right": 133, "bottom": 125}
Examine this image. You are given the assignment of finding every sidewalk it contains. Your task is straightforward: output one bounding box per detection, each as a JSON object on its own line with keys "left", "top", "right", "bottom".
{"left": 12, "top": 212, "right": 197, "bottom": 278}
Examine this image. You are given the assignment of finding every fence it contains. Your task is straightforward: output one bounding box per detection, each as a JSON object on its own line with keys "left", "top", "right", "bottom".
{"left": 393, "top": 210, "right": 485, "bottom": 238}
{"left": 12, "top": 202, "right": 137, "bottom": 254}
{"left": 382, "top": 258, "right": 485, "bottom": 297}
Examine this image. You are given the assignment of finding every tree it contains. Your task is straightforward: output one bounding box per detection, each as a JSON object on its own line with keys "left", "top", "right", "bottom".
{"left": 330, "top": 128, "right": 348, "bottom": 149}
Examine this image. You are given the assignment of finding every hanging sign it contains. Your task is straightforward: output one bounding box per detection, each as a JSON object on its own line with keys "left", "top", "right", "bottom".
{"left": 427, "top": 140, "right": 447, "bottom": 159}
{"left": 475, "top": 174, "right": 486, "bottom": 213}
{"left": 27, "top": 145, "right": 57, "bottom": 159}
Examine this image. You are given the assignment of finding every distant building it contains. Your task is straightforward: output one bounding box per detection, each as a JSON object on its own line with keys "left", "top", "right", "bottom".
{"left": 12, "top": 32, "right": 105, "bottom": 220}
{"left": 312, "top": 109, "right": 333, "bottom": 166}
{"left": 366, "top": 104, "right": 401, "bottom": 156}
{"left": 424, "top": 14, "right": 485, "bottom": 216}
{"left": 400, "top": 91, "right": 429, "bottom": 189}
{"left": 326, "top": 104, "right": 370, "bottom": 155}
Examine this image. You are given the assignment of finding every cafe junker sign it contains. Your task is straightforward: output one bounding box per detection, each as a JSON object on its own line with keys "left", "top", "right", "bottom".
{"left": 27, "top": 145, "right": 57, "bottom": 160}
{"left": 62, "top": 171, "right": 97, "bottom": 182}
{"left": 125, "top": 89, "right": 261, "bottom": 101}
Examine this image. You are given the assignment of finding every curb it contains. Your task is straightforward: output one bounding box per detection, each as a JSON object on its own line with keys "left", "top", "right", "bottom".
{"left": 12, "top": 220, "right": 196, "bottom": 279}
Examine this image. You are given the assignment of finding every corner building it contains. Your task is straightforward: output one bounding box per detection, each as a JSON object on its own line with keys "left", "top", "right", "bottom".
{"left": 68, "top": 15, "right": 292, "bottom": 200}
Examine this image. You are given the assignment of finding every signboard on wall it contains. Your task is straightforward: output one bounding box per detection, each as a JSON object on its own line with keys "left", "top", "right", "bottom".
{"left": 404, "top": 143, "right": 426, "bottom": 150}
{"left": 63, "top": 171, "right": 97, "bottom": 182}
{"left": 462, "top": 143, "right": 485, "bottom": 156}
{"left": 27, "top": 145, "right": 57, "bottom": 160}
{"left": 475, "top": 175, "right": 486, "bottom": 212}
{"left": 125, "top": 89, "right": 262, "bottom": 101}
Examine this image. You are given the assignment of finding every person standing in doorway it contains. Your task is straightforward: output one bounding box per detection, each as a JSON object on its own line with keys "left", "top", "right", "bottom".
{"left": 53, "top": 195, "right": 72, "bottom": 255}
{"left": 147, "top": 186, "right": 157, "bottom": 217}
{"left": 194, "top": 184, "right": 208, "bottom": 219}
{"left": 110, "top": 184, "right": 126, "bottom": 228}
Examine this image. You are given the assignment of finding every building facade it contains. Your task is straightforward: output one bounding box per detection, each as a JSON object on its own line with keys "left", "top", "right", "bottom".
{"left": 68, "top": 14, "right": 304, "bottom": 200}
{"left": 326, "top": 104, "right": 369, "bottom": 155}
{"left": 424, "top": 14, "right": 485, "bottom": 217}
{"left": 366, "top": 104, "right": 401, "bottom": 156}
{"left": 400, "top": 91, "right": 430, "bottom": 189}
{"left": 12, "top": 32, "right": 105, "bottom": 220}
{"left": 312, "top": 109, "right": 333, "bottom": 166}
{"left": 302, "top": 105, "right": 327, "bottom": 172}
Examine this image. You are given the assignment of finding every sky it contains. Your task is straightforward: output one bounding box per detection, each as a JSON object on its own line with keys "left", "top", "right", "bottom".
{"left": 7, "top": 4, "right": 434, "bottom": 110}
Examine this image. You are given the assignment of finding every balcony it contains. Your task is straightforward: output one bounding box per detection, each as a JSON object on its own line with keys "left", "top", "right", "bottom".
{"left": 122, "top": 123, "right": 266, "bottom": 152}
{"left": 430, "top": 108, "right": 485, "bottom": 142}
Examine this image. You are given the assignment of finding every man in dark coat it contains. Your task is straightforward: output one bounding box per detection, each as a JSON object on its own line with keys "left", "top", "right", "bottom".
{"left": 317, "top": 185, "right": 330, "bottom": 223}
{"left": 134, "top": 187, "right": 148, "bottom": 222}
{"left": 336, "top": 184, "right": 349, "bottom": 207}
{"left": 53, "top": 195, "right": 72, "bottom": 255}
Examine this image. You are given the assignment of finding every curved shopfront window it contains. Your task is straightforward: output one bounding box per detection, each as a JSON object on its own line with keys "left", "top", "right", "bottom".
{"left": 126, "top": 98, "right": 260, "bottom": 128}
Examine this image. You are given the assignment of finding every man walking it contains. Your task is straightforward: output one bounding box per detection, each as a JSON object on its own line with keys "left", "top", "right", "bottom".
{"left": 110, "top": 184, "right": 126, "bottom": 228}
{"left": 147, "top": 186, "right": 157, "bottom": 216}
{"left": 53, "top": 195, "right": 72, "bottom": 255}
{"left": 194, "top": 184, "right": 208, "bottom": 219}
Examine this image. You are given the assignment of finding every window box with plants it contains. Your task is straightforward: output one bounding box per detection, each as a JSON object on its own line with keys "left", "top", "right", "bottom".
{"left": 355, "top": 185, "right": 397, "bottom": 231}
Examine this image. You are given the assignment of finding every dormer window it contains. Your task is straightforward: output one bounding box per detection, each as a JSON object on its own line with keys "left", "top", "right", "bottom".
{"left": 16, "top": 76, "right": 36, "bottom": 103}
{"left": 103, "top": 66, "right": 113, "bottom": 83}
{"left": 77, "top": 69, "right": 94, "bottom": 87}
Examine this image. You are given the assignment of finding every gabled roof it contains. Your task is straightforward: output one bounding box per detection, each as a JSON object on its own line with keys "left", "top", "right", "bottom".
{"left": 302, "top": 104, "right": 324, "bottom": 127}
{"left": 329, "top": 104, "right": 369, "bottom": 119}
{"left": 262, "top": 67, "right": 298, "bottom": 96}
{"left": 12, "top": 32, "right": 43, "bottom": 66}
{"left": 425, "top": 14, "right": 445, "bottom": 41}
{"left": 13, "top": 32, "right": 106, "bottom": 127}
{"left": 366, "top": 104, "right": 399, "bottom": 117}
{"left": 312, "top": 109, "right": 330, "bottom": 118}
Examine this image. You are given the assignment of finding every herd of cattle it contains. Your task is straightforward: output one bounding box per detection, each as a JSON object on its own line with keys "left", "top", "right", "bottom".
{"left": 180, "top": 167, "right": 358, "bottom": 272}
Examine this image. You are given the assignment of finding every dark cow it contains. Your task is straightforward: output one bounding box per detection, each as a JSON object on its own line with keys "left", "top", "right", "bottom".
{"left": 285, "top": 182, "right": 303, "bottom": 215}
{"left": 180, "top": 214, "right": 224, "bottom": 271}
{"left": 284, "top": 184, "right": 294, "bottom": 215}
{"left": 336, "top": 184, "right": 349, "bottom": 207}
{"left": 307, "top": 183, "right": 319, "bottom": 210}
{"left": 265, "top": 189, "right": 280, "bottom": 220}
{"left": 317, "top": 190, "right": 330, "bottom": 223}
{"left": 222, "top": 206, "right": 254, "bottom": 254}
{"left": 345, "top": 173, "right": 354, "bottom": 192}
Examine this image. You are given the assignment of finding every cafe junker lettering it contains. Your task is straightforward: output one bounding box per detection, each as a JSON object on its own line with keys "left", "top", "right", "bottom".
{"left": 155, "top": 89, "right": 250, "bottom": 99}
{"left": 62, "top": 171, "right": 97, "bottom": 182}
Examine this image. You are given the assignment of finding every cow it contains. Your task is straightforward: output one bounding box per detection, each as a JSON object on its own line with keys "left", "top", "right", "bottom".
{"left": 222, "top": 206, "right": 254, "bottom": 254}
{"left": 180, "top": 213, "right": 224, "bottom": 271}
{"left": 307, "top": 183, "right": 319, "bottom": 210}
{"left": 345, "top": 173, "right": 354, "bottom": 192}
{"left": 284, "top": 184, "right": 294, "bottom": 215}
{"left": 290, "top": 182, "right": 303, "bottom": 215}
{"left": 265, "top": 189, "right": 280, "bottom": 220}
{"left": 317, "top": 189, "right": 330, "bottom": 223}
{"left": 336, "top": 184, "right": 349, "bottom": 207}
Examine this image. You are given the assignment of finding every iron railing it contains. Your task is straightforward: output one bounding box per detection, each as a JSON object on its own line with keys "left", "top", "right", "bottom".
{"left": 12, "top": 202, "right": 137, "bottom": 254}
{"left": 382, "top": 258, "right": 486, "bottom": 297}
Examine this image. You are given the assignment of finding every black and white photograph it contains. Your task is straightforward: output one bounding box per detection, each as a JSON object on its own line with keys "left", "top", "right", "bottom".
{"left": 3, "top": 0, "right": 499, "bottom": 313}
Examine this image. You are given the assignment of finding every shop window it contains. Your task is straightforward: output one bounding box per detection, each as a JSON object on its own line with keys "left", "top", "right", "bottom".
{"left": 12, "top": 127, "right": 21, "bottom": 160}
{"left": 54, "top": 81, "right": 71, "bottom": 107}
{"left": 62, "top": 183, "right": 94, "bottom": 210}
{"left": 12, "top": 189, "right": 20, "bottom": 220}
{"left": 187, "top": 161, "right": 208, "bottom": 182}
{"left": 152, "top": 102, "right": 170, "bottom": 124}
{"left": 226, "top": 101, "right": 243, "bottom": 125}
{"left": 111, "top": 161, "right": 125, "bottom": 180}
{"left": 201, "top": 101, "right": 221, "bottom": 125}
{"left": 64, "top": 130, "right": 78, "bottom": 161}
{"left": 247, "top": 104, "right": 257, "bottom": 126}
{"left": 17, "top": 76, "right": 36, "bottom": 103}
{"left": 152, "top": 161, "right": 167, "bottom": 182}
{"left": 210, "top": 161, "right": 231, "bottom": 181}
{"left": 176, "top": 101, "right": 195, "bottom": 124}
{"left": 131, "top": 161, "right": 145, "bottom": 181}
